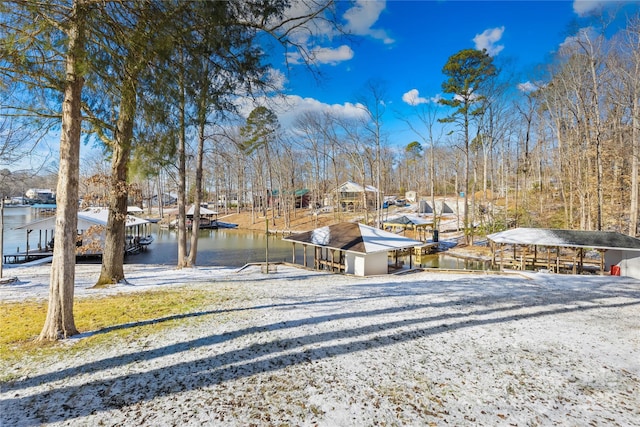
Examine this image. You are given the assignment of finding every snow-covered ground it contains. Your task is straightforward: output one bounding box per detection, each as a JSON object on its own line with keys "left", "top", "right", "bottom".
{"left": 1, "top": 263, "right": 639, "bottom": 426}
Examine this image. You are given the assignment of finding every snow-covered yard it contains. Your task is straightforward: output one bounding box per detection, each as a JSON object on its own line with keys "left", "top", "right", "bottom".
{"left": 1, "top": 263, "right": 639, "bottom": 426}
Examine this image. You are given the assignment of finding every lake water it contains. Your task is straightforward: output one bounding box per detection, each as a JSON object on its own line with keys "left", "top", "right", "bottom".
{"left": 134, "top": 226, "right": 302, "bottom": 267}
{"left": 2, "top": 206, "right": 39, "bottom": 254}
{"left": 2, "top": 206, "right": 487, "bottom": 270}
{"left": 1, "top": 206, "right": 297, "bottom": 267}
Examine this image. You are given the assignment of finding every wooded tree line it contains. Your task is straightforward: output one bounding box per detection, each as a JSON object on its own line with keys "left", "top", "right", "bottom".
{"left": 133, "top": 13, "right": 639, "bottom": 243}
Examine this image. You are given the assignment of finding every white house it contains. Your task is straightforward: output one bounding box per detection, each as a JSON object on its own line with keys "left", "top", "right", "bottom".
{"left": 25, "top": 188, "right": 55, "bottom": 203}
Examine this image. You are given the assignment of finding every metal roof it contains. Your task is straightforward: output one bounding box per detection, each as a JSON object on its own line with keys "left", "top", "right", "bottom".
{"left": 335, "top": 181, "right": 378, "bottom": 193}
{"left": 185, "top": 204, "right": 218, "bottom": 216}
{"left": 383, "top": 215, "right": 433, "bottom": 227}
{"left": 487, "top": 227, "right": 640, "bottom": 251}
{"left": 163, "top": 205, "right": 219, "bottom": 216}
{"left": 282, "top": 222, "right": 424, "bottom": 254}
{"left": 14, "top": 208, "right": 149, "bottom": 231}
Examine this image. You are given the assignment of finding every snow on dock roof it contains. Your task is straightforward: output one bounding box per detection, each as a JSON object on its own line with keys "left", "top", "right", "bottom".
{"left": 283, "top": 222, "right": 424, "bottom": 254}
{"left": 487, "top": 227, "right": 640, "bottom": 251}
{"left": 14, "top": 207, "right": 149, "bottom": 231}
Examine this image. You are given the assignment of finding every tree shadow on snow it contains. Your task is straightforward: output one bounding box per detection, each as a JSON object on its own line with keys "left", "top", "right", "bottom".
{"left": 3, "top": 274, "right": 640, "bottom": 425}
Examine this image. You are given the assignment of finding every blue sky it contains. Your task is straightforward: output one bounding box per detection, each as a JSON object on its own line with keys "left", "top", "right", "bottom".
{"left": 257, "top": 0, "right": 640, "bottom": 149}
{"left": 6, "top": 0, "right": 640, "bottom": 172}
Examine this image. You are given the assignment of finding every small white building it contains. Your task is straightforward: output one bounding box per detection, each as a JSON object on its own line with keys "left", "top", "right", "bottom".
{"left": 283, "top": 222, "right": 424, "bottom": 276}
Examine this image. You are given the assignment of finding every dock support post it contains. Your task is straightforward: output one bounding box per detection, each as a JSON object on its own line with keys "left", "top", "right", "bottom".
{"left": 303, "top": 245, "right": 307, "bottom": 268}
{"left": 291, "top": 242, "right": 296, "bottom": 265}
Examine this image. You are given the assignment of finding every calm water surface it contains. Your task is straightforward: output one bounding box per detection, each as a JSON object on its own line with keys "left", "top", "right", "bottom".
{"left": 1, "top": 207, "right": 303, "bottom": 268}
{"left": 2, "top": 206, "right": 488, "bottom": 270}
{"left": 134, "top": 226, "right": 301, "bottom": 267}
{"left": 2, "top": 206, "right": 38, "bottom": 254}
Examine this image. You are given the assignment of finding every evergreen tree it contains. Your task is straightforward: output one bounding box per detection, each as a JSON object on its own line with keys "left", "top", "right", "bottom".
{"left": 439, "top": 48, "right": 496, "bottom": 244}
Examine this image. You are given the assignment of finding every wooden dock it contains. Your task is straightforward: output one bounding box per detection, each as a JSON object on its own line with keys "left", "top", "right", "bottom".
{"left": 3, "top": 251, "right": 53, "bottom": 265}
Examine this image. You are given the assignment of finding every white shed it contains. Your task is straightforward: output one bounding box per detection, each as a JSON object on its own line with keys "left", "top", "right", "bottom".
{"left": 283, "top": 222, "right": 424, "bottom": 276}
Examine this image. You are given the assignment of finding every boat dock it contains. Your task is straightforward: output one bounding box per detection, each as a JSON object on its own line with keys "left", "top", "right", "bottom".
{"left": 3, "top": 251, "right": 53, "bottom": 265}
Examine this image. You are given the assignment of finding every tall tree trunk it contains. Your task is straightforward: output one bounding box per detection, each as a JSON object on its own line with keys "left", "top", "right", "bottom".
{"left": 39, "top": 0, "right": 85, "bottom": 340}
{"left": 177, "top": 78, "right": 187, "bottom": 268}
{"left": 96, "top": 77, "right": 136, "bottom": 285}
{"left": 464, "top": 111, "right": 470, "bottom": 244}
{"left": 186, "top": 121, "right": 205, "bottom": 267}
{"left": 588, "top": 58, "right": 604, "bottom": 231}
{"left": 97, "top": 143, "right": 131, "bottom": 284}
{"left": 429, "top": 138, "right": 436, "bottom": 229}
{"left": 630, "top": 97, "right": 639, "bottom": 236}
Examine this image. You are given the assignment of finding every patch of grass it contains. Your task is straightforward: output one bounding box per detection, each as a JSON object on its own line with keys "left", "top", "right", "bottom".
{"left": 0, "top": 288, "right": 224, "bottom": 369}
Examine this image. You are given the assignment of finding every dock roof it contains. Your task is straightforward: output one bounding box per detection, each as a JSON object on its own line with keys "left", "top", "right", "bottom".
{"left": 487, "top": 228, "right": 640, "bottom": 251}
{"left": 283, "top": 222, "right": 423, "bottom": 254}
{"left": 383, "top": 215, "right": 433, "bottom": 228}
{"left": 15, "top": 207, "right": 149, "bottom": 231}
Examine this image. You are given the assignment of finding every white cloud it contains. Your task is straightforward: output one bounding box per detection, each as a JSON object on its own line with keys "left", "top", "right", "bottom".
{"left": 279, "top": 2, "right": 333, "bottom": 44}
{"left": 473, "top": 26, "right": 505, "bottom": 57}
{"left": 431, "top": 94, "right": 443, "bottom": 103}
{"left": 453, "top": 93, "right": 480, "bottom": 102}
{"left": 286, "top": 51, "right": 303, "bottom": 65}
{"left": 517, "top": 81, "right": 537, "bottom": 93}
{"left": 266, "top": 68, "right": 287, "bottom": 91}
{"left": 312, "top": 45, "right": 355, "bottom": 65}
{"left": 402, "top": 89, "right": 442, "bottom": 106}
{"left": 286, "top": 45, "right": 354, "bottom": 66}
{"left": 237, "top": 95, "right": 368, "bottom": 129}
{"left": 558, "top": 26, "right": 598, "bottom": 52}
{"left": 281, "top": 0, "right": 392, "bottom": 69}
{"left": 573, "top": 0, "right": 635, "bottom": 17}
{"left": 279, "top": 96, "right": 368, "bottom": 123}
{"left": 402, "top": 89, "right": 428, "bottom": 106}
{"left": 344, "top": 0, "right": 394, "bottom": 44}
{"left": 573, "top": 0, "right": 606, "bottom": 16}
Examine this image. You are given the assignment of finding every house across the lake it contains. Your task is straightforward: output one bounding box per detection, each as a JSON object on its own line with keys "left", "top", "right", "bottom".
{"left": 268, "top": 189, "right": 311, "bottom": 209}
{"left": 330, "top": 181, "right": 379, "bottom": 211}
{"left": 24, "top": 188, "right": 56, "bottom": 204}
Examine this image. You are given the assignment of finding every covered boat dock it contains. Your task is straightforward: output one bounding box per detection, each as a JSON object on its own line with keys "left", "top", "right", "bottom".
{"left": 5, "top": 208, "right": 151, "bottom": 264}
{"left": 487, "top": 227, "right": 640, "bottom": 279}
{"left": 382, "top": 214, "right": 435, "bottom": 241}
{"left": 282, "top": 222, "right": 425, "bottom": 276}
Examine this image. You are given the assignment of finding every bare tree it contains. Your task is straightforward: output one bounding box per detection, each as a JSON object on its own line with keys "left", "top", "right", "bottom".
{"left": 356, "top": 79, "right": 388, "bottom": 228}
{"left": 612, "top": 15, "right": 640, "bottom": 235}
{"left": 402, "top": 101, "right": 444, "bottom": 229}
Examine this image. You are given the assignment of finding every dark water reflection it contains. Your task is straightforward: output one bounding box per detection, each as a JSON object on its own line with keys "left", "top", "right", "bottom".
{"left": 132, "top": 226, "right": 302, "bottom": 268}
